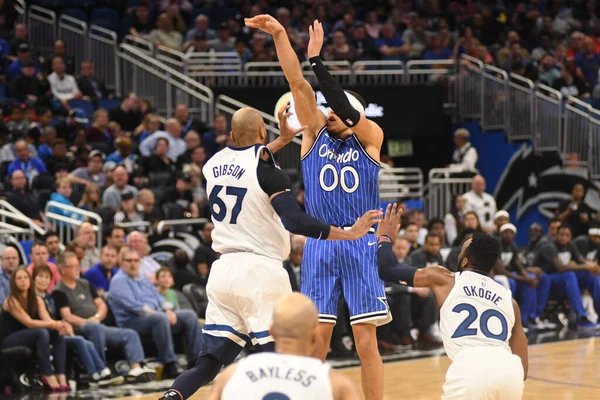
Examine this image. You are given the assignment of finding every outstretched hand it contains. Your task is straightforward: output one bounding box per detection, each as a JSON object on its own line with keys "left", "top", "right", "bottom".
{"left": 376, "top": 203, "right": 402, "bottom": 239}
{"left": 244, "top": 14, "right": 285, "bottom": 36}
{"left": 350, "top": 210, "right": 383, "bottom": 239}
{"left": 308, "top": 20, "right": 324, "bottom": 59}
{"left": 277, "top": 104, "right": 306, "bottom": 142}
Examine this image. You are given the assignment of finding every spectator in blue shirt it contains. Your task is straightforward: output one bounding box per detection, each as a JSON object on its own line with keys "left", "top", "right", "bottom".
{"left": 423, "top": 34, "right": 453, "bottom": 63}
{"left": 108, "top": 248, "right": 202, "bottom": 379}
{"left": 7, "top": 43, "right": 41, "bottom": 79}
{"left": 49, "top": 177, "right": 84, "bottom": 222}
{"left": 7, "top": 139, "right": 47, "bottom": 182}
{"left": 0, "top": 247, "right": 21, "bottom": 305}
{"left": 376, "top": 23, "right": 411, "bottom": 62}
{"left": 575, "top": 37, "right": 600, "bottom": 88}
{"left": 83, "top": 246, "right": 119, "bottom": 296}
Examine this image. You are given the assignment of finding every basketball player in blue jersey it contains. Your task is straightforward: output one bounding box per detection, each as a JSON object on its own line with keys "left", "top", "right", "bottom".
{"left": 377, "top": 204, "right": 528, "bottom": 399}
{"left": 245, "top": 16, "right": 389, "bottom": 400}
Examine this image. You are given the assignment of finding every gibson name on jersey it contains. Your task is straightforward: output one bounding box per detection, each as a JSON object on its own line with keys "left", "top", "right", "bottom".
{"left": 212, "top": 163, "right": 246, "bottom": 180}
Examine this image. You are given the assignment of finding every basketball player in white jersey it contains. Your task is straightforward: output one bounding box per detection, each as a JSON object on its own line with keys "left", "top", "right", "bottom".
{"left": 159, "top": 108, "right": 381, "bottom": 400}
{"left": 208, "top": 292, "right": 359, "bottom": 400}
{"left": 377, "top": 204, "right": 528, "bottom": 399}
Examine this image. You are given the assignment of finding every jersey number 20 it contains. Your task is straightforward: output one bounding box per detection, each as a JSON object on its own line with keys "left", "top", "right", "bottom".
{"left": 451, "top": 303, "right": 508, "bottom": 341}
{"left": 209, "top": 185, "right": 247, "bottom": 224}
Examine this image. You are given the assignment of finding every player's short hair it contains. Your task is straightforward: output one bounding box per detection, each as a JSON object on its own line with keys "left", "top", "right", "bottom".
{"left": 464, "top": 232, "right": 500, "bottom": 273}
{"left": 427, "top": 217, "right": 444, "bottom": 231}
{"left": 549, "top": 217, "right": 562, "bottom": 226}
{"left": 558, "top": 224, "right": 572, "bottom": 234}
{"left": 425, "top": 233, "right": 441, "bottom": 244}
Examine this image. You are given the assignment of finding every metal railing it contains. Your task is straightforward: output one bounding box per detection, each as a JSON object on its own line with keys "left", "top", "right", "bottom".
{"left": 0, "top": 210, "right": 36, "bottom": 243}
{"left": 378, "top": 167, "right": 423, "bottom": 201}
{"left": 119, "top": 44, "right": 214, "bottom": 126}
{"left": 15, "top": 0, "right": 26, "bottom": 25}
{"left": 156, "top": 218, "right": 210, "bottom": 234}
{"left": 424, "top": 168, "right": 477, "bottom": 221}
{"left": 481, "top": 65, "right": 509, "bottom": 132}
{"left": 115, "top": 220, "right": 152, "bottom": 235}
{"left": 353, "top": 60, "right": 405, "bottom": 85}
{"left": 123, "top": 35, "right": 154, "bottom": 55}
{"left": 563, "top": 97, "right": 592, "bottom": 168}
{"left": 44, "top": 201, "right": 103, "bottom": 248}
{"left": 533, "top": 84, "right": 562, "bottom": 152}
{"left": 590, "top": 109, "right": 600, "bottom": 180}
{"left": 0, "top": 199, "right": 47, "bottom": 238}
{"left": 185, "top": 51, "right": 242, "bottom": 87}
{"left": 244, "top": 62, "right": 288, "bottom": 87}
{"left": 215, "top": 95, "right": 302, "bottom": 172}
{"left": 89, "top": 25, "right": 120, "bottom": 94}
{"left": 507, "top": 73, "right": 535, "bottom": 142}
{"left": 28, "top": 5, "right": 56, "bottom": 58}
{"left": 457, "top": 55, "right": 483, "bottom": 119}
{"left": 58, "top": 14, "right": 87, "bottom": 75}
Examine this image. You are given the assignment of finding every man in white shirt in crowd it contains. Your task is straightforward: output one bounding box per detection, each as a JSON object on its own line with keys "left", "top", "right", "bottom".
{"left": 47, "top": 57, "right": 83, "bottom": 111}
{"left": 448, "top": 128, "right": 478, "bottom": 172}
{"left": 127, "top": 231, "right": 161, "bottom": 283}
{"left": 462, "top": 175, "right": 497, "bottom": 233}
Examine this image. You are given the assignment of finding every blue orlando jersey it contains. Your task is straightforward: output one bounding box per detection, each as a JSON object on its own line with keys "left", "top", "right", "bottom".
{"left": 301, "top": 127, "right": 379, "bottom": 227}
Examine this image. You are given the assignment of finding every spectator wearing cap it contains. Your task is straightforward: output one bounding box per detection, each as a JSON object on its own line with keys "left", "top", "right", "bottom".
{"left": 462, "top": 175, "right": 497, "bottom": 233}
{"left": 68, "top": 149, "right": 107, "bottom": 189}
{"left": 7, "top": 43, "right": 41, "bottom": 79}
{"left": 139, "top": 118, "right": 186, "bottom": 161}
{"left": 174, "top": 103, "right": 206, "bottom": 136}
{"left": 77, "top": 60, "right": 109, "bottom": 106}
{"left": 8, "top": 24, "right": 28, "bottom": 60}
{"left": 448, "top": 128, "right": 478, "bottom": 172}
{"left": 176, "top": 130, "right": 201, "bottom": 167}
{"left": 492, "top": 210, "right": 510, "bottom": 238}
{"left": 54, "top": 108, "right": 89, "bottom": 141}
{"left": 11, "top": 59, "right": 44, "bottom": 105}
{"left": 185, "top": 14, "right": 216, "bottom": 43}
{"left": 109, "top": 93, "right": 142, "bottom": 133}
{"left": 376, "top": 23, "right": 411, "bottom": 62}
{"left": 49, "top": 177, "right": 85, "bottom": 222}
{"left": 114, "top": 191, "right": 145, "bottom": 233}
{"left": 208, "top": 23, "right": 235, "bottom": 52}
{"left": 5, "top": 170, "right": 44, "bottom": 224}
{"left": 48, "top": 57, "right": 82, "bottom": 112}
{"left": 148, "top": 13, "right": 183, "bottom": 50}
{"left": 102, "top": 166, "right": 139, "bottom": 210}
{"left": 44, "top": 40, "right": 75, "bottom": 75}
{"left": 106, "top": 137, "right": 139, "bottom": 173}
{"left": 86, "top": 109, "right": 112, "bottom": 144}
{"left": 160, "top": 172, "right": 199, "bottom": 218}
{"left": 7, "top": 138, "right": 47, "bottom": 182}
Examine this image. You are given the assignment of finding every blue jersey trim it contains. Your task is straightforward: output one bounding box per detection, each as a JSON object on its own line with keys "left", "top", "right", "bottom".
{"left": 352, "top": 133, "right": 380, "bottom": 167}
{"left": 248, "top": 330, "right": 271, "bottom": 339}
{"left": 300, "top": 125, "right": 328, "bottom": 161}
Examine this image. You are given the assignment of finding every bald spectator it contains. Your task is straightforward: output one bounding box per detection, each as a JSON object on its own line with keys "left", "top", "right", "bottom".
{"left": 76, "top": 222, "right": 101, "bottom": 273}
{"left": 127, "top": 231, "right": 161, "bottom": 283}
{"left": 109, "top": 93, "right": 142, "bottom": 133}
{"left": 575, "top": 37, "right": 600, "bottom": 88}
{"left": 0, "top": 247, "right": 21, "bottom": 304}
{"left": 26, "top": 242, "right": 61, "bottom": 292}
{"left": 462, "top": 175, "right": 497, "bottom": 233}
{"left": 137, "top": 189, "right": 163, "bottom": 230}
{"left": 5, "top": 170, "right": 44, "bottom": 223}
{"left": 185, "top": 14, "right": 216, "bottom": 42}
{"left": 139, "top": 119, "right": 186, "bottom": 161}
{"left": 174, "top": 104, "right": 206, "bottom": 135}
{"left": 102, "top": 166, "right": 139, "bottom": 210}
{"left": 7, "top": 139, "right": 47, "bottom": 182}
{"left": 68, "top": 149, "right": 107, "bottom": 188}
{"left": 448, "top": 128, "right": 478, "bottom": 172}
{"left": 148, "top": 13, "right": 183, "bottom": 50}
{"left": 48, "top": 57, "right": 82, "bottom": 111}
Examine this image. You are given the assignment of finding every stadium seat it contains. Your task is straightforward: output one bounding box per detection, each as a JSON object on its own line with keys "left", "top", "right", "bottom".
{"left": 98, "top": 99, "right": 121, "bottom": 111}
{"left": 0, "top": 345, "right": 35, "bottom": 394}
{"left": 62, "top": 8, "right": 88, "bottom": 23}
{"left": 91, "top": 8, "right": 120, "bottom": 31}
{"left": 149, "top": 171, "right": 175, "bottom": 188}
{"left": 68, "top": 99, "right": 95, "bottom": 120}
{"left": 182, "top": 283, "right": 209, "bottom": 318}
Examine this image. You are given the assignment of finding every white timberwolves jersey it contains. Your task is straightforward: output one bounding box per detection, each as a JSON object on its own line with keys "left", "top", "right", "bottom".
{"left": 222, "top": 353, "right": 333, "bottom": 400}
{"left": 440, "top": 271, "right": 515, "bottom": 360}
{"left": 203, "top": 145, "right": 290, "bottom": 262}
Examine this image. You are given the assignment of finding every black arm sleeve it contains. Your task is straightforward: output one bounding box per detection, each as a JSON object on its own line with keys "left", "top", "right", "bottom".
{"left": 309, "top": 56, "right": 361, "bottom": 127}
{"left": 377, "top": 241, "right": 418, "bottom": 286}
{"left": 257, "top": 159, "right": 292, "bottom": 197}
{"left": 271, "top": 192, "right": 331, "bottom": 240}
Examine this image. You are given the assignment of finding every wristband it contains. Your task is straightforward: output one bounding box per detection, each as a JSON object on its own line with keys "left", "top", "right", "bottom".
{"left": 378, "top": 235, "right": 392, "bottom": 243}
{"left": 51, "top": 320, "right": 56, "bottom": 330}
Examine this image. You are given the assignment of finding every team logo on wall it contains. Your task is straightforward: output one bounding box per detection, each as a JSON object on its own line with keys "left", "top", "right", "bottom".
{"left": 494, "top": 145, "right": 600, "bottom": 219}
